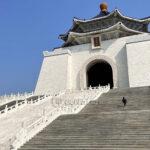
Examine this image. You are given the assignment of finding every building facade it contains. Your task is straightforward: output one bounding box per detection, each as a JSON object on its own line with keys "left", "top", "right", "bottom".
{"left": 35, "top": 3, "right": 150, "bottom": 94}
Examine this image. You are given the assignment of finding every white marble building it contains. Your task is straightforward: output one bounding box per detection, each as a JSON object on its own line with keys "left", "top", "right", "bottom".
{"left": 35, "top": 3, "right": 150, "bottom": 95}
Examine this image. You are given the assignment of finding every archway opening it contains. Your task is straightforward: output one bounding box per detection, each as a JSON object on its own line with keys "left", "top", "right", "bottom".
{"left": 87, "top": 61, "right": 114, "bottom": 89}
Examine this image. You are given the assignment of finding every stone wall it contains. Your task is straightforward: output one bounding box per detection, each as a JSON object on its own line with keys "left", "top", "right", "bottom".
{"left": 126, "top": 39, "right": 150, "bottom": 87}
{"left": 35, "top": 50, "right": 71, "bottom": 94}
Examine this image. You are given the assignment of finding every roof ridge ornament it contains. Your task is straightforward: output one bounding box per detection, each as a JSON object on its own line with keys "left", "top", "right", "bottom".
{"left": 100, "top": 2, "right": 108, "bottom": 12}
{"left": 99, "top": 2, "right": 110, "bottom": 16}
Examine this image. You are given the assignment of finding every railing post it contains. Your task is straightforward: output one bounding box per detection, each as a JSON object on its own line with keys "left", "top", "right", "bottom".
{"left": 43, "top": 94, "right": 46, "bottom": 99}
{"left": 89, "top": 85, "right": 92, "bottom": 90}
{"left": 11, "top": 93, "right": 13, "bottom": 99}
{"left": 31, "top": 98, "right": 34, "bottom": 104}
{"left": 19, "top": 121, "right": 27, "bottom": 147}
{"left": 24, "top": 92, "right": 27, "bottom": 98}
{"left": 24, "top": 98, "right": 28, "bottom": 105}
{"left": 5, "top": 105, "right": 8, "bottom": 114}
{"left": 98, "top": 84, "right": 101, "bottom": 89}
{"left": 42, "top": 108, "right": 47, "bottom": 122}
{"left": 16, "top": 100, "right": 18, "bottom": 109}
{"left": 39, "top": 95, "right": 41, "bottom": 101}
{"left": 17, "top": 92, "right": 20, "bottom": 99}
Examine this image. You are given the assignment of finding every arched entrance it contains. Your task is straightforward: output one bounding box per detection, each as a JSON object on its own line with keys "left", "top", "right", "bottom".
{"left": 87, "top": 61, "right": 114, "bottom": 88}
{"left": 80, "top": 55, "right": 118, "bottom": 90}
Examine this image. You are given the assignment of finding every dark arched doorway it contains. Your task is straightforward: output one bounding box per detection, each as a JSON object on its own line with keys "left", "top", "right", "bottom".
{"left": 87, "top": 61, "right": 114, "bottom": 89}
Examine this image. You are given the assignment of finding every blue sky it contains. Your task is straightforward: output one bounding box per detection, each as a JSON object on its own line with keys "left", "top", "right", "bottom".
{"left": 0, "top": 0, "right": 150, "bottom": 95}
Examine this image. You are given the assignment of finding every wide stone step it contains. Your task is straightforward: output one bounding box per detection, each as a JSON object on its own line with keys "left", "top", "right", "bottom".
{"left": 20, "top": 144, "right": 150, "bottom": 149}
{"left": 33, "top": 134, "right": 150, "bottom": 141}
{"left": 24, "top": 139, "right": 150, "bottom": 145}
{"left": 31, "top": 134, "right": 150, "bottom": 140}
{"left": 19, "top": 148, "right": 150, "bottom": 150}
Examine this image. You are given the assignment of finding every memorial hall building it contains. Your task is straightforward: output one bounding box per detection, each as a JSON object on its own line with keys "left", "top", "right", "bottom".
{"left": 35, "top": 3, "right": 150, "bottom": 95}
{"left": 1, "top": 3, "right": 150, "bottom": 150}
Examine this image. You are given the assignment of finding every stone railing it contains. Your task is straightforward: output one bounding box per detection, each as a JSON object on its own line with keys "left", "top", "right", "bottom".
{"left": 0, "top": 92, "right": 34, "bottom": 106}
{"left": 0, "top": 94, "right": 53, "bottom": 118}
{"left": 0, "top": 94, "right": 54, "bottom": 150}
{"left": 11, "top": 107, "right": 61, "bottom": 150}
{"left": 59, "top": 85, "right": 110, "bottom": 114}
{"left": 10, "top": 85, "right": 110, "bottom": 150}
{"left": 0, "top": 100, "right": 27, "bottom": 116}
{"left": 87, "top": 84, "right": 110, "bottom": 90}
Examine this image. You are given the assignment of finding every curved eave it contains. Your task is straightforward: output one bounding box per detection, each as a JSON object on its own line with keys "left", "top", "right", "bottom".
{"left": 68, "top": 22, "right": 144, "bottom": 38}
{"left": 59, "top": 19, "right": 78, "bottom": 41}
{"left": 59, "top": 36, "right": 68, "bottom": 42}
{"left": 73, "top": 9, "right": 150, "bottom": 23}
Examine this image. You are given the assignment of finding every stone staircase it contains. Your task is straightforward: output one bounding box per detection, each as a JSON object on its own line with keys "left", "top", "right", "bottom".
{"left": 19, "top": 86, "right": 150, "bottom": 150}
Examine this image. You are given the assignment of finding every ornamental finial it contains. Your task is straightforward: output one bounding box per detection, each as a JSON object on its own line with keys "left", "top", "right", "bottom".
{"left": 100, "top": 2, "right": 108, "bottom": 12}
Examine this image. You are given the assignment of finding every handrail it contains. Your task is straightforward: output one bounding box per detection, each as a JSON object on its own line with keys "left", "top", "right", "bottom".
{"left": 27, "top": 117, "right": 43, "bottom": 130}
{"left": 0, "top": 92, "right": 34, "bottom": 106}
{"left": 0, "top": 94, "right": 53, "bottom": 118}
{"left": 0, "top": 100, "right": 27, "bottom": 116}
